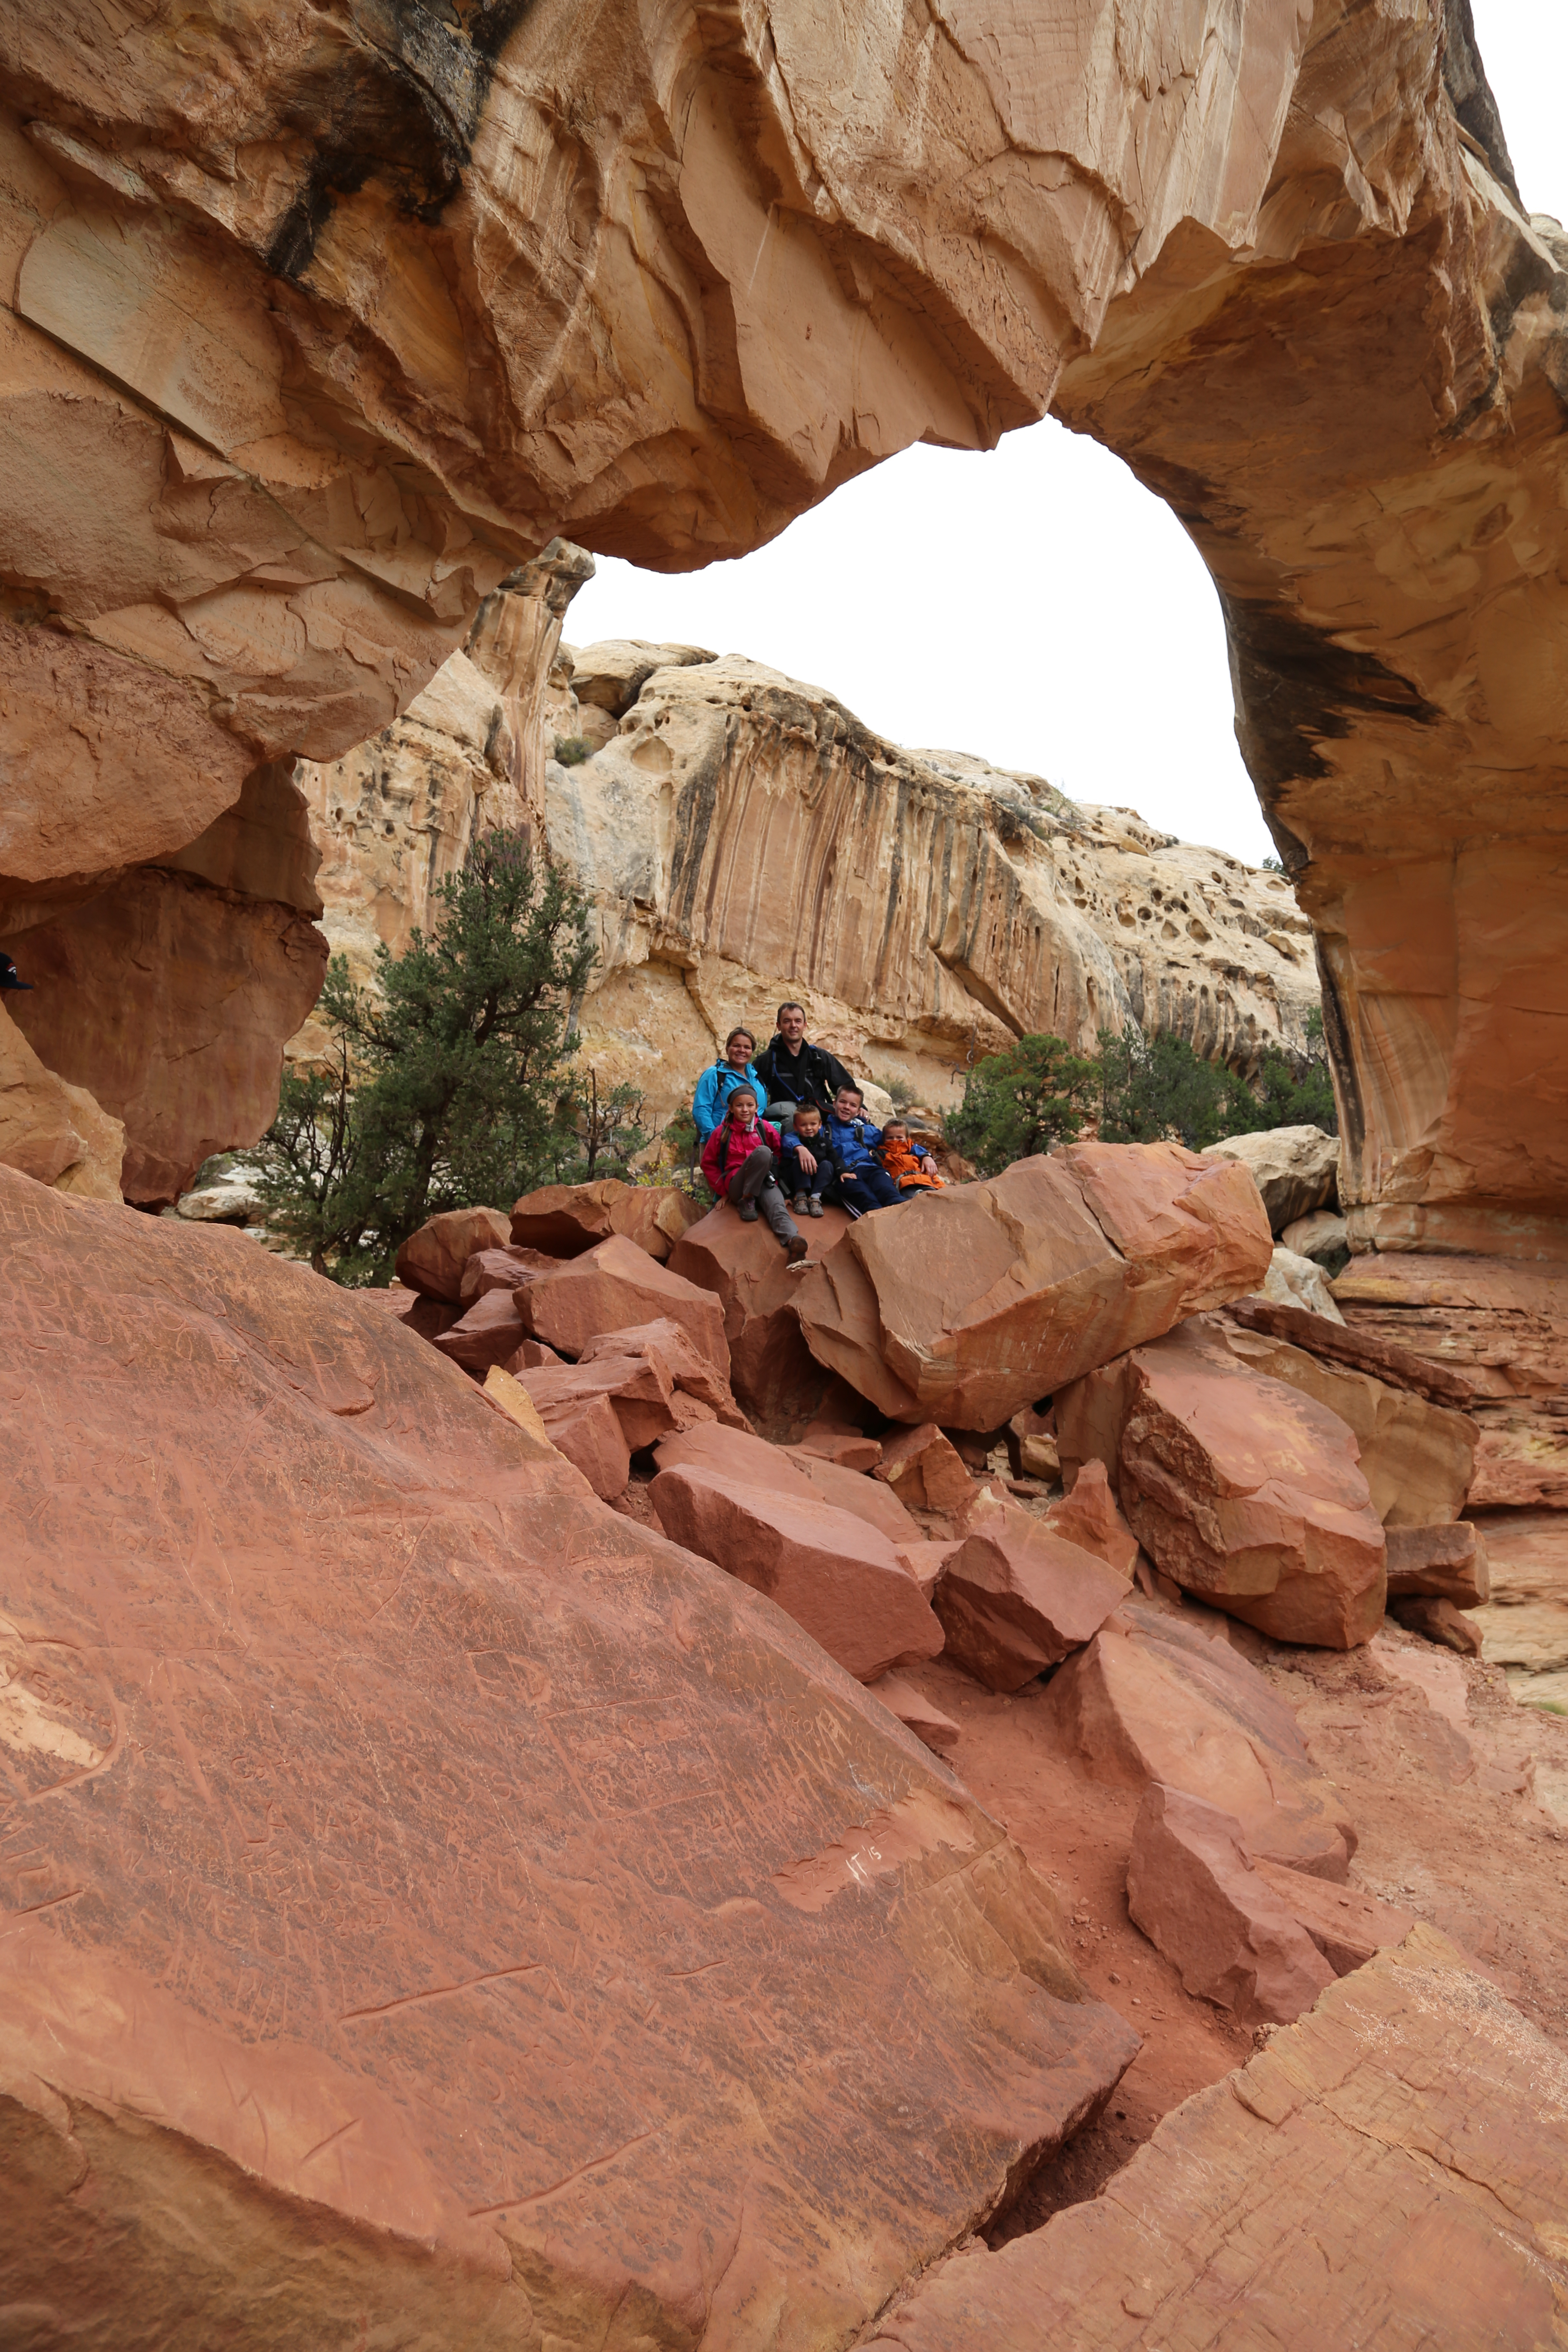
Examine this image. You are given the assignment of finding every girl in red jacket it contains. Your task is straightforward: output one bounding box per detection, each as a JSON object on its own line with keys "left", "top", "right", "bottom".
{"left": 700, "top": 1087, "right": 808, "bottom": 1262}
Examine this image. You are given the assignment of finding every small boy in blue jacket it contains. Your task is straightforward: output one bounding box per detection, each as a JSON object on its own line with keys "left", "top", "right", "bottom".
{"left": 822, "top": 1086, "right": 904, "bottom": 1210}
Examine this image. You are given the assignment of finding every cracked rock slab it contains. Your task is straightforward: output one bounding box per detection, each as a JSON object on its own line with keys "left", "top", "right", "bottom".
{"left": 865, "top": 1923, "right": 1568, "bottom": 2350}
{"left": 0, "top": 1163, "right": 1138, "bottom": 2350}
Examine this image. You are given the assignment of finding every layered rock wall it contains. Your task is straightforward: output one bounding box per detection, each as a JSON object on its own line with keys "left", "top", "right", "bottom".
{"left": 298, "top": 611, "right": 1319, "bottom": 1128}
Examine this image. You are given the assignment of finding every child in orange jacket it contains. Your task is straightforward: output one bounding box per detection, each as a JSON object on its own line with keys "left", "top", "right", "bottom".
{"left": 876, "top": 1118, "right": 944, "bottom": 1191}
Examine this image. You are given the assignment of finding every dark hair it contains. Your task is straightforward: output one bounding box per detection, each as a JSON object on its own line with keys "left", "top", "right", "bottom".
{"left": 776, "top": 1001, "right": 805, "bottom": 1021}
{"left": 725, "top": 1026, "right": 755, "bottom": 1053}
{"left": 882, "top": 1116, "right": 908, "bottom": 1134}
{"left": 835, "top": 1082, "right": 864, "bottom": 1103}
{"left": 726, "top": 1086, "right": 758, "bottom": 1112}
{"left": 792, "top": 1103, "right": 821, "bottom": 1123}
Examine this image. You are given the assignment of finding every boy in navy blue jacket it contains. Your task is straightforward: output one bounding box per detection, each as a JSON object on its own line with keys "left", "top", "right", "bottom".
{"left": 781, "top": 1104, "right": 835, "bottom": 1216}
{"left": 822, "top": 1086, "right": 904, "bottom": 1210}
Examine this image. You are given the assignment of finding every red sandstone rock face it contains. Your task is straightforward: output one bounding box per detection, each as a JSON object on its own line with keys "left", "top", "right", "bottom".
{"left": 649, "top": 1464, "right": 945, "bottom": 1684}
{"left": 0, "top": 1164, "right": 1138, "bottom": 2346}
{"left": 2, "top": 853, "right": 328, "bottom": 1203}
{"left": 516, "top": 1233, "right": 729, "bottom": 1374}
{"left": 1335, "top": 1256, "right": 1568, "bottom": 1511}
{"left": 1385, "top": 1522, "right": 1490, "bottom": 1606}
{"left": 1214, "top": 1308, "right": 1479, "bottom": 1528}
{"left": 508, "top": 1179, "right": 703, "bottom": 1262}
{"left": 394, "top": 1207, "right": 513, "bottom": 1302}
{"left": 1125, "top": 1785, "right": 1336, "bottom": 2027}
{"left": 866, "top": 1929, "right": 1568, "bottom": 2349}
{"left": 1060, "top": 1323, "right": 1387, "bottom": 1649}
{"left": 793, "top": 1144, "right": 1272, "bottom": 1428}
{"left": 934, "top": 1500, "right": 1128, "bottom": 1693}
{"left": 1038, "top": 1600, "right": 1357, "bottom": 1879}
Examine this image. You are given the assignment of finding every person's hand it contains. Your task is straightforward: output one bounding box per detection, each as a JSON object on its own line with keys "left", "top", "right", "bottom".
{"left": 842, "top": 1170, "right": 860, "bottom": 1183}
{"left": 795, "top": 1147, "right": 818, "bottom": 1175}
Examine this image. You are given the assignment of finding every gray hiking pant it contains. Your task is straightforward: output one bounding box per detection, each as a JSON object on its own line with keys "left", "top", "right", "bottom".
{"left": 726, "top": 1144, "right": 799, "bottom": 1243}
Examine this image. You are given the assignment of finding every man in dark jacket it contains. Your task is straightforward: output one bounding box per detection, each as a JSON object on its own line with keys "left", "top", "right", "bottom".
{"left": 754, "top": 1003, "right": 852, "bottom": 1128}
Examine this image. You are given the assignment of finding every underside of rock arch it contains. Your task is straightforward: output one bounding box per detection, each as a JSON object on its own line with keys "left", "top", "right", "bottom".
{"left": 0, "top": 0, "right": 1563, "bottom": 1248}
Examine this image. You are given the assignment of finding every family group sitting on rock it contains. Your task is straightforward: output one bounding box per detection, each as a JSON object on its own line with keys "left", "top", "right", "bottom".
{"left": 693, "top": 1003, "right": 942, "bottom": 1262}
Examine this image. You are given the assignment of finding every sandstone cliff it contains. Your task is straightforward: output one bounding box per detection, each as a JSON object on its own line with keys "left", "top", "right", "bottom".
{"left": 295, "top": 606, "right": 1319, "bottom": 1130}
{"left": 0, "top": 3, "right": 1561, "bottom": 1250}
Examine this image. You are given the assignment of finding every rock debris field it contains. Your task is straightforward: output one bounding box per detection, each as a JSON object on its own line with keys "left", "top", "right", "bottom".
{"left": 6, "top": 1139, "right": 1567, "bottom": 2348}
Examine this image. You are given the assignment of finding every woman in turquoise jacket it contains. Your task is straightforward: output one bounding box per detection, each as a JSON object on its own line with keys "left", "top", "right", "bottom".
{"left": 692, "top": 1028, "right": 762, "bottom": 1138}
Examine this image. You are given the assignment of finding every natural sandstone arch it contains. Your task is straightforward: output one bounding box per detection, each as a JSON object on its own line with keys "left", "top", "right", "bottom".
{"left": 0, "top": 0, "right": 1562, "bottom": 1246}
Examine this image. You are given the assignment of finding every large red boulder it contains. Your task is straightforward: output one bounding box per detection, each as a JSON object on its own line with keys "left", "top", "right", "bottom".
{"left": 516, "top": 1232, "right": 729, "bottom": 1375}
{"left": 790, "top": 1142, "right": 1272, "bottom": 1427}
{"left": 1125, "top": 1783, "right": 1337, "bottom": 2025}
{"left": 393, "top": 1205, "right": 511, "bottom": 1301}
{"left": 669, "top": 1203, "right": 857, "bottom": 1427}
{"left": 1057, "top": 1320, "right": 1387, "bottom": 1648}
{"left": 1038, "top": 1598, "right": 1357, "bottom": 1877}
{"left": 0, "top": 1164, "right": 1138, "bottom": 2346}
{"left": 524, "top": 1382, "right": 632, "bottom": 1498}
{"left": 932, "top": 1497, "right": 1127, "bottom": 1691}
{"left": 509, "top": 1178, "right": 704, "bottom": 1262}
{"left": 649, "top": 1464, "right": 945, "bottom": 1684}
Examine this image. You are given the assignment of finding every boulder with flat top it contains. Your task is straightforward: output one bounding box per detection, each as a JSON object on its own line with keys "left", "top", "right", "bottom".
{"left": 790, "top": 1141, "right": 1272, "bottom": 1429}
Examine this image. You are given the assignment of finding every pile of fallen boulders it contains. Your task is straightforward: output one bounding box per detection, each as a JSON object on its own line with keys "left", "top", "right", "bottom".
{"left": 386, "top": 1137, "right": 1500, "bottom": 2035}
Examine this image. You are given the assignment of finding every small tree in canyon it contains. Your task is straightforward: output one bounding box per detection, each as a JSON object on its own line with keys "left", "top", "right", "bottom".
{"left": 257, "top": 829, "right": 596, "bottom": 1281}
{"left": 947, "top": 1032, "right": 1102, "bottom": 1175}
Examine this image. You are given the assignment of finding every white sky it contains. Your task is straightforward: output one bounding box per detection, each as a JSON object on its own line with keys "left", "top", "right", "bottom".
{"left": 565, "top": 2, "right": 1562, "bottom": 867}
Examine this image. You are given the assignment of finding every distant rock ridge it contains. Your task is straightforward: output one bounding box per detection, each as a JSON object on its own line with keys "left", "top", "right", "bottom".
{"left": 292, "top": 581, "right": 1319, "bottom": 1131}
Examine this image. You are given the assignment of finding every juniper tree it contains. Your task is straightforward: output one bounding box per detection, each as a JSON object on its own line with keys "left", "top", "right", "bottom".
{"left": 257, "top": 829, "right": 595, "bottom": 1281}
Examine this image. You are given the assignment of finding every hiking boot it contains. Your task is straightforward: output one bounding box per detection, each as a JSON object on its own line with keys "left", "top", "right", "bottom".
{"left": 793, "top": 1192, "right": 810, "bottom": 1214}
{"left": 738, "top": 1199, "right": 760, "bottom": 1222}
{"left": 785, "top": 1234, "right": 809, "bottom": 1264}
{"left": 806, "top": 1194, "right": 824, "bottom": 1217}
